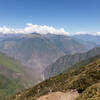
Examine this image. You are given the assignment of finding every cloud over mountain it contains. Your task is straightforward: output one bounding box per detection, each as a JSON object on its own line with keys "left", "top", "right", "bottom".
{"left": 0, "top": 24, "right": 100, "bottom": 36}
{"left": 0, "top": 23, "right": 69, "bottom": 35}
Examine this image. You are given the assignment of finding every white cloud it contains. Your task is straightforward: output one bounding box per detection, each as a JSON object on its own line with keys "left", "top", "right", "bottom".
{"left": 75, "top": 32, "right": 90, "bottom": 35}
{"left": 95, "top": 32, "right": 100, "bottom": 35}
{"left": 0, "top": 24, "right": 100, "bottom": 36}
{"left": 75, "top": 32, "right": 100, "bottom": 36}
{"left": 0, "top": 23, "right": 69, "bottom": 35}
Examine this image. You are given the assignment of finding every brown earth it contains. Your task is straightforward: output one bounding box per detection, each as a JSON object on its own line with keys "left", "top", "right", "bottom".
{"left": 37, "top": 91, "right": 79, "bottom": 100}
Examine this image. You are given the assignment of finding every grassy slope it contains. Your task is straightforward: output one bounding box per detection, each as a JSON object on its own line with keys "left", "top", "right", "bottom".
{"left": 0, "top": 53, "right": 23, "bottom": 73}
{"left": 9, "top": 57, "right": 100, "bottom": 100}
{"left": 0, "top": 75, "right": 24, "bottom": 100}
{"left": 0, "top": 52, "right": 27, "bottom": 99}
{"left": 76, "top": 82, "right": 100, "bottom": 100}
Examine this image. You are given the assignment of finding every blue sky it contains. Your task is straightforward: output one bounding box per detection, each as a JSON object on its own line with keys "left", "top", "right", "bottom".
{"left": 0, "top": 0, "right": 100, "bottom": 34}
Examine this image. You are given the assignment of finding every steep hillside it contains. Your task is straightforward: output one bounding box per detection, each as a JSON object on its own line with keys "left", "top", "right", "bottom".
{"left": 44, "top": 47, "right": 100, "bottom": 79}
{"left": 0, "top": 52, "right": 39, "bottom": 86}
{"left": 0, "top": 75, "right": 24, "bottom": 100}
{"left": 65, "top": 55, "right": 100, "bottom": 72}
{"left": 9, "top": 58, "right": 100, "bottom": 100}
{"left": 0, "top": 52, "right": 45, "bottom": 99}
{"left": 76, "top": 82, "right": 100, "bottom": 100}
{"left": 0, "top": 52, "right": 27, "bottom": 99}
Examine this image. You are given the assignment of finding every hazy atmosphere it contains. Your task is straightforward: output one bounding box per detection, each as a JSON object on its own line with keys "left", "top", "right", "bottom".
{"left": 0, "top": 0, "right": 100, "bottom": 100}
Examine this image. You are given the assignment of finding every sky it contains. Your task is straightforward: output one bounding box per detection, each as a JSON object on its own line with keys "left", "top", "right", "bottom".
{"left": 0, "top": 0, "right": 100, "bottom": 35}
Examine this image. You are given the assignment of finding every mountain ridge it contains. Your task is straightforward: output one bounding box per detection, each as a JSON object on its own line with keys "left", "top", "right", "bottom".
{"left": 0, "top": 33, "right": 88, "bottom": 83}
{"left": 44, "top": 47, "right": 100, "bottom": 79}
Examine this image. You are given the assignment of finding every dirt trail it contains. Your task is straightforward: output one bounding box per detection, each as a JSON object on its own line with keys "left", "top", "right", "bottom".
{"left": 37, "top": 91, "right": 79, "bottom": 100}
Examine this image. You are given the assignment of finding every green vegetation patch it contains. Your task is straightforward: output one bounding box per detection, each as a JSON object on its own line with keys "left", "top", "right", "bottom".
{"left": 0, "top": 53, "right": 23, "bottom": 73}
{"left": 76, "top": 82, "right": 100, "bottom": 100}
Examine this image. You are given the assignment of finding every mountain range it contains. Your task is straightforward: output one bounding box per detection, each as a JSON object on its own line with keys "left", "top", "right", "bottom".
{"left": 72, "top": 34, "right": 100, "bottom": 45}
{"left": 0, "top": 33, "right": 90, "bottom": 83}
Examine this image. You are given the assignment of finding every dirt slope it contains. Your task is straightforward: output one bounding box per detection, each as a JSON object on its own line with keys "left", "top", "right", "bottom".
{"left": 37, "top": 91, "right": 79, "bottom": 100}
